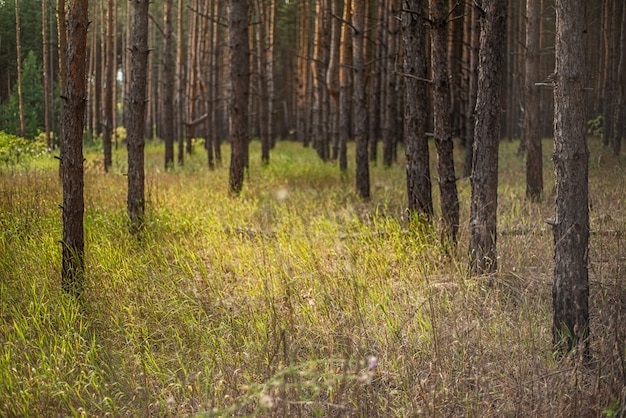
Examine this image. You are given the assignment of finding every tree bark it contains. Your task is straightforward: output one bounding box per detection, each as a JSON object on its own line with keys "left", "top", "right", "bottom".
{"left": 60, "top": 0, "right": 89, "bottom": 297}
{"left": 430, "top": 0, "right": 459, "bottom": 244}
{"left": 127, "top": 0, "right": 150, "bottom": 231}
{"left": 469, "top": 0, "right": 507, "bottom": 274}
{"left": 176, "top": 0, "right": 186, "bottom": 164}
{"left": 42, "top": 0, "right": 51, "bottom": 149}
{"left": 228, "top": 0, "right": 250, "bottom": 194}
{"left": 524, "top": 0, "right": 543, "bottom": 200}
{"left": 338, "top": 0, "right": 352, "bottom": 172}
{"left": 353, "top": 0, "right": 369, "bottom": 199}
{"left": 463, "top": 2, "right": 480, "bottom": 178}
{"left": 163, "top": 0, "right": 175, "bottom": 169}
{"left": 103, "top": 0, "right": 115, "bottom": 172}
{"left": 403, "top": 0, "right": 432, "bottom": 219}
{"left": 612, "top": 1, "right": 626, "bottom": 156}
{"left": 383, "top": 0, "right": 400, "bottom": 167}
{"left": 14, "top": 0, "right": 25, "bottom": 137}
{"left": 552, "top": 0, "right": 590, "bottom": 356}
{"left": 326, "top": 0, "right": 340, "bottom": 162}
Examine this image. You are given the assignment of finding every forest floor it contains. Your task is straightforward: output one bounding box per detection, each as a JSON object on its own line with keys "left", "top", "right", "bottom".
{"left": 1, "top": 137, "right": 625, "bottom": 417}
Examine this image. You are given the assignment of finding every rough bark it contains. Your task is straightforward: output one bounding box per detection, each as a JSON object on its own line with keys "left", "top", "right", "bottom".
{"left": 326, "top": 0, "right": 340, "bottom": 161}
{"left": 383, "top": 0, "right": 400, "bottom": 167}
{"left": 463, "top": 2, "right": 480, "bottom": 178}
{"left": 552, "top": 0, "right": 590, "bottom": 356}
{"left": 430, "top": 0, "right": 460, "bottom": 244}
{"left": 127, "top": 0, "right": 150, "bottom": 231}
{"left": 163, "top": 0, "right": 175, "bottom": 169}
{"left": 60, "top": 0, "right": 89, "bottom": 297}
{"left": 353, "top": 0, "right": 369, "bottom": 199}
{"left": 469, "top": 0, "right": 507, "bottom": 274}
{"left": 403, "top": 0, "right": 432, "bottom": 219}
{"left": 524, "top": 0, "right": 543, "bottom": 200}
{"left": 228, "top": 0, "right": 250, "bottom": 194}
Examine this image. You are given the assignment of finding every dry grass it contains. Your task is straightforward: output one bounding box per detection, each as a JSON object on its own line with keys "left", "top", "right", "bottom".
{"left": 0, "top": 138, "right": 625, "bottom": 417}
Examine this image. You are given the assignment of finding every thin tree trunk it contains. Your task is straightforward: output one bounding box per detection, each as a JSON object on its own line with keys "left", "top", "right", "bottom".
{"left": 463, "top": 2, "right": 479, "bottom": 178}
{"left": 103, "top": 0, "right": 115, "bottom": 172}
{"left": 311, "top": 0, "right": 328, "bottom": 161}
{"left": 525, "top": 0, "right": 543, "bottom": 200}
{"left": 552, "top": 0, "right": 590, "bottom": 356}
{"left": 430, "top": 0, "right": 459, "bottom": 244}
{"left": 163, "top": 0, "right": 175, "bottom": 169}
{"left": 326, "top": 0, "right": 340, "bottom": 161}
{"left": 229, "top": 0, "right": 250, "bottom": 194}
{"left": 296, "top": 0, "right": 310, "bottom": 146}
{"left": 267, "top": 0, "right": 276, "bottom": 148}
{"left": 127, "top": 0, "right": 150, "bottom": 232}
{"left": 403, "top": 0, "right": 432, "bottom": 219}
{"left": 353, "top": 0, "right": 369, "bottom": 199}
{"left": 14, "top": 0, "right": 25, "bottom": 137}
{"left": 612, "top": 1, "right": 626, "bottom": 156}
{"left": 469, "top": 0, "right": 507, "bottom": 274}
{"left": 383, "top": 0, "right": 400, "bottom": 167}
{"left": 254, "top": 0, "right": 271, "bottom": 164}
{"left": 176, "top": 0, "right": 185, "bottom": 164}
{"left": 338, "top": 0, "right": 352, "bottom": 172}
{"left": 60, "top": 0, "right": 89, "bottom": 297}
{"left": 369, "top": 0, "right": 385, "bottom": 163}
{"left": 42, "top": 0, "right": 51, "bottom": 149}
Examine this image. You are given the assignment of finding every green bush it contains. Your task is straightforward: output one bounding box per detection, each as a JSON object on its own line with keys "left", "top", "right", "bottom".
{"left": 0, "top": 131, "right": 47, "bottom": 167}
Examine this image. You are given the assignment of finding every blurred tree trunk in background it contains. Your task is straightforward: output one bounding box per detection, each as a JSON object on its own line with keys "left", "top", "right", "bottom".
{"left": 127, "top": 0, "right": 150, "bottom": 232}
{"left": 463, "top": 2, "right": 480, "bottom": 178}
{"left": 353, "top": 0, "right": 369, "bottom": 199}
{"left": 228, "top": 0, "right": 250, "bottom": 194}
{"left": 469, "top": 0, "right": 507, "bottom": 274}
{"left": 176, "top": 0, "right": 186, "bottom": 165}
{"left": 326, "top": 0, "right": 340, "bottom": 162}
{"left": 338, "top": 0, "right": 351, "bottom": 172}
{"left": 296, "top": 0, "right": 310, "bottom": 147}
{"left": 163, "top": 0, "right": 175, "bottom": 169}
{"left": 402, "top": 0, "right": 432, "bottom": 220}
{"left": 430, "top": 0, "right": 459, "bottom": 244}
{"left": 524, "top": 0, "right": 543, "bottom": 200}
{"left": 42, "top": 0, "right": 51, "bottom": 149}
{"left": 611, "top": 1, "right": 625, "bottom": 156}
{"left": 103, "top": 0, "right": 115, "bottom": 172}
{"left": 551, "top": 0, "right": 590, "bottom": 357}
{"left": 15, "top": 0, "right": 25, "bottom": 137}
{"left": 60, "top": 0, "right": 89, "bottom": 298}
{"left": 383, "top": 0, "right": 400, "bottom": 167}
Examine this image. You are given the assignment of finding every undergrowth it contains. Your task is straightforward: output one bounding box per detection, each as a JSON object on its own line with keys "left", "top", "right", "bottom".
{"left": 1, "top": 138, "right": 625, "bottom": 417}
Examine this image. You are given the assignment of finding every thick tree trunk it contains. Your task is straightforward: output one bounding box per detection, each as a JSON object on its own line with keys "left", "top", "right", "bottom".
{"left": 402, "top": 0, "right": 432, "bottom": 219}
{"left": 127, "top": 0, "right": 150, "bottom": 231}
{"left": 524, "top": 0, "right": 543, "bottom": 200}
{"left": 430, "top": 0, "right": 459, "bottom": 244}
{"left": 552, "top": 0, "right": 590, "bottom": 356}
{"left": 229, "top": 0, "right": 250, "bottom": 194}
{"left": 353, "top": 0, "right": 369, "bottom": 199}
{"left": 469, "top": 0, "right": 507, "bottom": 274}
{"left": 60, "top": 0, "right": 89, "bottom": 297}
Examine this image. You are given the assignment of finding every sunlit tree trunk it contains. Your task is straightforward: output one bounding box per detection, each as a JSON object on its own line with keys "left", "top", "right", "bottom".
{"left": 552, "top": 0, "right": 590, "bottom": 356}
{"left": 469, "top": 0, "right": 507, "bottom": 274}
{"left": 430, "top": 0, "right": 459, "bottom": 244}
{"left": 14, "top": 0, "right": 25, "bottom": 137}
{"left": 524, "top": 0, "right": 543, "bottom": 200}
{"left": 311, "top": 0, "right": 328, "bottom": 161}
{"left": 60, "top": 0, "right": 89, "bottom": 297}
{"left": 229, "top": 0, "right": 250, "bottom": 194}
{"left": 403, "top": 0, "right": 432, "bottom": 219}
{"left": 127, "top": 0, "right": 150, "bottom": 232}
{"left": 296, "top": 0, "right": 310, "bottom": 146}
{"left": 338, "top": 0, "right": 352, "bottom": 172}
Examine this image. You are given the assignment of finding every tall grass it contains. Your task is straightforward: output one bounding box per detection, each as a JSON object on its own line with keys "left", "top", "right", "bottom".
{"left": 1, "top": 138, "right": 625, "bottom": 416}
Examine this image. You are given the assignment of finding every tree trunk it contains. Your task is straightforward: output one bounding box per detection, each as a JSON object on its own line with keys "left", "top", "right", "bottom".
{"left": 338, "top": 0, "right": 352, "bottom": 172}
{"left": 127, "top": 0, "right": 150, "bottom": 232}
{"left": 326, "top": 0, "right": 340, "bottom": 162}
{"left": 103, "top": 0, "right": 115, "bottom": 172}
{"left": 430, "top": 0, "right": 459, "bottom": 244}
{"left": 60, "top": 0, "right": 89, "bottom": 297}
{"left": 403, "top": 0, "right": 432, "bottom": 219}
{"left": 383, "top": 0, "right": 400, "bottom": 167}
{"left": 254, "top": 0, "right": 271, "bottom": 164}
{"left": 612, "top": 1, "right": 626, "bottom": 156}
{"left": 463, "top": 2, "right": 480, "bottom": 178}
{"left": 42, "top": 0, "right": 51, "bottom": 149}
{"left": 552, "top": 0, "right": 590, "bottom": 356}
{"left": 524, "top": 0, "right": 543, "bottom": 200}
{"left": 296, "top": 0, "right": 310, "bottom": 146}
{"left": 229, "top": 0, "right": 250, "bottom": 194}
{"left": 14, "top": 0, "right": 25, "bottom": 137}
{"left": 368, "top": 0, "right": 385, "bottom": 163}
{"left": 163, "top": 0, "right": 175, "bottom": 169}
{"left": 469, "top": 0, "right": 507, "bottom": 274}
{"left": 311, "top": 0, "right": 328, "bottom": 161}
{"left": 176, "top": 0, "right": 186, "bottom": 164}
{"left": 353, "top": 0, "right": 369, "bottom": 199}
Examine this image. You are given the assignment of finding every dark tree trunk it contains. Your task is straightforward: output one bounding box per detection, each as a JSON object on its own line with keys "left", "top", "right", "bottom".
{"left": 469, "top": 0, "right": 507, "bottom": 274}
{"left": 552, "top": 0, "right": 590, "bottom": 356}
{"left": 60, "top": 0, "right": 89, "bottom": 297}
{"left": 326, "top": 0, "right": 340, "bottom": 162}
{"left": 163, "top": 0, "right": 175, "bottom": 169}
{"left": 42, "top": 0, "right": 51, "bottom": 149}
{"left": 338, "top": 0, "right": 352, "bottom": 172}
{"left": 383, "top": 0, "right": 400, "bottom": 167}
{"left": 15, "top": 0, "right": 25, "bottom": 137}
{"left": 430, "top": 0, "right": 459, "bottom": 244}
{"left": 402, "top": 0, "right": 432, "bottom": 219}
{"left": 103, "top": 0, "right": 115, "bottom": 172}
{"left": 229, "top": 0, "right": 250, "bottom": 194}
{"left": 612, "top": 2, "right": 626, "bottom": 156}
{"left": 353, "top": 0, "right": 369, "bottom": 199}
{"left": 127, "top": 0, "right": 150, "bottom": 231}
{"left": 463, "top": 3, "right": 480, "bottom": 178}
{"left": 524, "top": 0, "right": 543, "bottom": 200}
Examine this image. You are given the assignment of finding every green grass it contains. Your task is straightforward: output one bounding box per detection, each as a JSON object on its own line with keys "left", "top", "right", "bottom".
{"left": 1, "top": 138, "right": 625, "bottom": 416}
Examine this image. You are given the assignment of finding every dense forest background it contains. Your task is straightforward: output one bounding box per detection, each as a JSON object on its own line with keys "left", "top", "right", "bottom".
{"left": 0, "top": 0, "right": 622, "bottom": 156}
